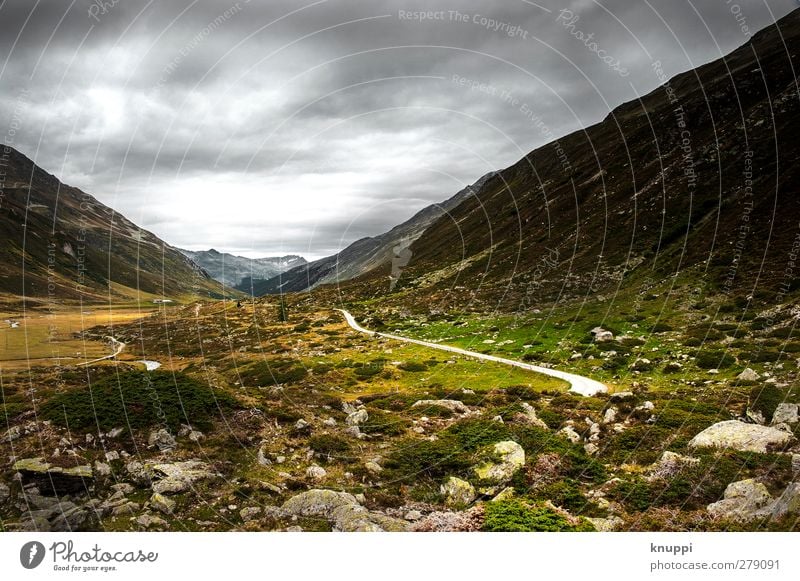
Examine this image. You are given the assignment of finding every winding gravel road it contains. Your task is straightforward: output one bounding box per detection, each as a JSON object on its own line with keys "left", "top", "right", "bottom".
{"left": 338, "top": 309, "right": 607, "bottom": 397}
{"left": 77, "top": 336, "right": 125, "bottom": 367}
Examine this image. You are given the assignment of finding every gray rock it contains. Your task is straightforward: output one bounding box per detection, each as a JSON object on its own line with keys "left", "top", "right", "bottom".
{"left": 440, "top": 477, "right": 476, "bottom": 507}
{"left": 2, "top": 425, "right": 22, "bottom": 443}
{"left": 411, "top": 399, "right": 469, "bottom": 414}
{"left": 240, "top": 506, "right": 262, "bottom": 521}
{"left": 737, "top": 368, "right": 760, "bottom": 382}
{"left": 707, "top": 479, "right": 773, "bottom": 521}
{"left": 591, "top": 327, "right": 614, "bottom": 342}
{"left": 646, "top": 451, "right": 700, "bottom": 481}
{"left": 769, "top": 482, "right": 800, "bottom": 520}
{"left": 365, "top": 461, "right": 383, "bottom": 475}
{"left": 472, "top": 441, "right": 525, "bottom": 493}
{"left": 792, "top": 454, "right": 800, "bottom": 478}
{"left": 771, "top": 403, "right": 799, "bottom": 426}
{"left": 404, "top": 510, "right": 423, "bottom": 521}
{"left": 305, "top": 465, "right": 327, "bottom": 481}
{"left": 136, "top": 513, "right": 168, "bottom": 529}
{"left": 12, "top": 458, "right": 93, "bottom": 496}
{"left": 150, "top": 492, "right": 176, "bottom": 515}
{"left": 345, "top": 409, "right": 369, "bottom": 426}
{"left": 150, "top": 460, "right": 218, "bottom": 495}
{"left": 558, "top": 426, "right": 581, "bottom": 444}
{"left": 282, "top": 489, "right": 360, "bottom": 518}
{"left": 294, "top": 419, "right": 311, "bottom": 431}
{"left": 147, "top": 429, "right": 177, "bottom": 451}
{"left": 257, "top": 444, "right": 272, "bottom": 466}
{"left": 0, "top": 483, "right": 9, "bottom": 502}
{"left": 517, "top": 402, "right": 548, "bottom": 429}
{"left": 609, "top": 391, "right": 635, "bottom": 402}
{"left": 689, "top": 420, "right": 795, "bottom": 453}
{"left": 94, "top": 462, "right": 112, "bottom": 479}
{"left": 587, "top": 516, "right": 623, "bottom": 531}
{"left": 331, "top": 504, "right": 409, "bottom": 532}
{"left": 602, "top": 407, "right": 618, "bottom": 424}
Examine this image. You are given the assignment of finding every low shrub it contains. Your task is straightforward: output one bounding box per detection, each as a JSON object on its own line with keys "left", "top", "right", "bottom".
{"left": 482, "top": 500, "right": 594, "bottom": 532}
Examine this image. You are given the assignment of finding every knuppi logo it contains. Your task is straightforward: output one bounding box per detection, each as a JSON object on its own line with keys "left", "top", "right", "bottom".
{"left": 20, "top": 541, "right": 46, "bottom": 569}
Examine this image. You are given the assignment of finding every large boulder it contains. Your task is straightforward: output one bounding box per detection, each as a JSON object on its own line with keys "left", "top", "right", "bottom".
{"left": 769, "top": 482, "right": 800, "bottom": 520}
{"left": 688, "top": 421, "right": 795, "bottom": 453}
{"left": 707, "top": 479, "right": 773, "bottom": 521}
{"left": 12, "top": 458, "right": 93, "bottom": 496}
{"left": 148, "top": 429, "right": 177, "bottom": 451}
{"left": 771, "top": 403, "right": 799, "bottom": 426}
{"left": 281, "top": 489, "right": 359, "bottom": 518}
{"left": 345, "top": 409, "right": 369, "bottom": 426}
{"left": 472, "top": 441, "right": 525, "bottom": 493}
{"left": 411, "top": 399, "right": 469, "bottom": 414}
{"left": 330, "top": 504, "right": 409, "bottom": 532}
{"left": 440, "top": 477, "right": 476, "bottom": 507}
{"left": 737, "top": 368, "right": 760, "bottom": 382}
{"left": 645, "top": 451, "right": 700, "bottom": 481}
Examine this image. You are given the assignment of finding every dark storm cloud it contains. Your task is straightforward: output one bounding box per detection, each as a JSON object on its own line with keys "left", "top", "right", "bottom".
{"left": 1, "top": 0, "right": 796, "bottom": 258}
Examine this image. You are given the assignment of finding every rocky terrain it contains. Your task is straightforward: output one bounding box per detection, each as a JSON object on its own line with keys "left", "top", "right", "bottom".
{"left": 179, "top": 248, "right": 305, "bottom": 293}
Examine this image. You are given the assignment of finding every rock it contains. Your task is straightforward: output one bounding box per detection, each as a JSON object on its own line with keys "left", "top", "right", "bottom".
{"left": 125, "top": 461, "right": 151, "bottom": 485}
{"left": 688, "top": 420, "right": 795, "bottom": 453}
{"left": 345, "top": 409, "right": 368, "bottom": 426}
{"left": 365, "top": 461, "right": 383, "bottom": 475}
{"left": 490, "top": 487, "right": 515, "bottom": 502}
{"left": 104, "top": 451, "right": 120, "bottom": 462}
{"left": 49, "top": 503, "right": 93, "bottom": 532}
{"left": 737, "top": 368, "right": 760, "bottom": 382}
{"left": 149, "top": 460, "right": 218, "bottom": 495}
{"left": 792, "top": 454, "right": 800, "bottom": 477}
{"left": 411, "top": 399, "right": 469, "bottom": 414}
{"left": 472, "top": 441, "right": 525, "bottom": 492}
{"left": 2, "top": 425, "right": 22, "bottom": 443}
{"left": 136, "top": 514, "right": 168, "bottom": 529}
{"left": 769, "top": 482, "right": 800, "bottom": 520}
{"left": 147, "top": 429, "right": 177, "bottom": 451}
{"left": 771, "top": 403, "right": 799, "bottom": 426}
{"left": 630, "top": 358, "right": 652, "bottom": 371}
{"left": 240, "top": 506, "right": 262, "bottom": 521}
{"left": 294, "top": 419, "right": 311, "bottom": 431}
{"left": 602, "top": 407, "right": 618, "bottom": 424}
{"left": 558, "top": 426, "right": 581, "bottom": 444}
{"left": 323, "top": 417, "right": 337, "bottom": 427}
{"left": 111, "top": 501, "right": 140, "bottom": 517}
{"left": 404, "top": 510, "right": 423, "bottom": 521}
{"left": 345, "top": 426, "right": 363, "bottom": 438}
{"left": 609, "top": 391, "right": 635, "bottom": 402}
{"left": 150, "top": 492, "right": 176, "bottom": 515}
{"left": 587, "top": 516, "right": 624, "bottom": 532}
{"left": 707, "top": 479, "right": 773, "bottom": 521}
{"left": 584, "top": 443, "right": 599, "bottom": 455}
{"left": 306, "top": 465, "right": 327, "bottom": 481}
{"left": 187, "top": 430, "right": 204, "bottom": 443}
{"left": 257, "top": 444, "right": 272, "bottom": 466}
{"left": 330, "top": 504, "right": 409, "bottom": 532}
{"left": 282, "top": 489, "right": 360, "bottom": 518}
{"left": 515, "top": 403, "right": 548, "bottom": 429}
{"left": 410, "top": 506, "right": 485, "bottom": 532}
{"left": 12, "top": 458, "right": 93, "bottom": 496}
{"left": 285, "top": 525, "right": 303, "bottom": 532}
{"left": 111, "top": 482, "right": 135, "bottom": 495}
{"left": 106, "top": 427, "right": 125, "bottom": 439}
{"left": 591, "top": 327, "right": 614, "bottom": 342}
{"left": 91, "top": 462, "right": 111, "bottom": 482}
{"left": 440, "top": 477, "right": 476, "bottom": 507}
{"left": 646, "top": 451, "right": 700, "bottom": 481}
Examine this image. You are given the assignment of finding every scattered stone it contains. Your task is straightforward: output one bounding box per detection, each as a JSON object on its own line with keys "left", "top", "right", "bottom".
{"left": 306, "top": 465, "right": 327, "bottom": 481}
{"left": 106, "top": 427, "right": 125, "bottom": 439}
{"left": 111, "top": 483, "right": 134, "bottom": 495}
{"left": 294, "top": 419, "right": 311, "bottom": 431}
{"left": 240, "top": 506, "right": 262, "bottom": 521}
{"left": 411, "top": 399, "right": 469, "bottom": 414}
{"left": 411, "top": 506, "right": 485, "bottom": 532}
{"left": 404, "top": 510, "right": 423, "bottom": 521}
{"left": 587, "top": 516, "right": 624, "bottom": 531}
{"left": 769, "top": 482, "right": 800, "bottom": 520}
{"left": 323, "top": 417, "right": 337, "bottom": 427}
{"left": 282, "top": 489, "right": 360, "bottom": 518}
{"left": 150, "top": 460, "right": 218, "bottom": 495}
{"left": 472, "top": 441, "right": 525, "bottom": 493}
{"left": 490, "top": 487, "right": 515, "bottom": 502}
{"left": 111, "top": 501, "right": 140, "bottom": 517}
{"left": 737, "top": 368, "right": 760, "bottom": 382}
{"left": 150, "top": 492, "right": 176, "bottom": 515}
{"left": 602, "top": 407, "right": 618, "bottom": 424}
{"left": 104, "top": 451, "right": 120, "bottom": 462}
{"left": 136, "top": 514, "right": 168, "bottom": 530}
{"left": 365, "top": 461, "right": 383, "bottom": 475}
{"left": 771, "top": 403, "right": 799, "bottom": 426}
{"left": 707, "top": 479, "right": 773, "bottom": 521}
{"left": 285, "top": 525, "right": 303, "bottom": 532}
{"left": 257, "top": 444, "right": 272, "bottom": 466}
{"left": 558, "top": 426, "right": 581, "bottom": 444}
{"left": 630, "top": 358, "right": 652, "bottom": 371}
{"left": 514, "top": 402, "right": 548, "bottom": 429}
{"left": 125, "top": 461, "right": 151, "bottom": 486}
{"left": 345, "top": 426, "right": 363, "bottom": 438}
{"left": 2, "top": 425, "right": 22, "bottom": 443}
{"left": 584, "top": 443, "right": 599, "bottom": 455}
{"left": 591, "top": 327, "right": 614, "bottom": 342}
{"left": 94, "top": 462, "right": 112, "bottom": 479}
{"left": 12, "top": 458, "right": 93, "bottom": 496}
{"left": 646, "top": 451, "right": 700, "bottom": 481}
{"left": 331, "top": 504, "right": 409, "bottom": 532}
{"left": 440, "top": 477, "right": 476, "bottom": 507}
{"left": 0, "top": 483, "right": 9, "bottom": 502}
{"left": 147, "top": 429, "right": 177, "bottom": 451}
{"left": 689, "top": 421, "right": 795, "bottom": 453}
{"left": 345, "top": 409, "right": 368, "bottom": 426}
{"left": 792, "top": 454, "right": 800, "bottom": 478}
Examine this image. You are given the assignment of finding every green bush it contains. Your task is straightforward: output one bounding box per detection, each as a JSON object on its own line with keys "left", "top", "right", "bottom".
{"left": 360, "top": 409, "right": 410, "bottom": 436}
{"left": 240, "top": 359, "right": 308, "bottom": 385}
{"left": 41, "top": 371, "right": 238, "bottom": 433}
{"left": 748, "top": 384, "right": 785, "bottom": 424}
{"left": 695, "top": 350, "right": 736, "bottom": 369}
{"left": 309, "top": 434, "right": 351, "bottom": 458}
{"left": 398, "top": 361, "right": 428, "bottom": 372}
{"left": 482, "top": 500, "right": 594, "bottom": 532}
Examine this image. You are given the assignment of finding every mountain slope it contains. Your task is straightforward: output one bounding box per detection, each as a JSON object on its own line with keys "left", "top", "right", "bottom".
{"left": 253, "top": 172, "right": 494, "bottom": 295}
{"left": 0, "top": 147, "right": 224, "bottom": 301}
{"left": 178, "top": 248, "right": 305, "bottom": 292}
{"left": 354, "top": 10, "right": 800, "bottom": 310}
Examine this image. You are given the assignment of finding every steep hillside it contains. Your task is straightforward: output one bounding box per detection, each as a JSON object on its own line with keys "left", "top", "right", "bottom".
{"left": 254, "top": 172, "right": 494, "bottom": 294}
{"left": 179, "top": 248, "right": 305, "bottom": 292}
{"left": 0, "top": 147, "right": 223, "bottom": 301}
{"left": 359, "top": 10, "right": 800, "bottom": 311}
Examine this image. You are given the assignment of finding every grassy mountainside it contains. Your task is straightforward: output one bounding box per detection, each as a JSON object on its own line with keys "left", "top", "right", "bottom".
{"left": 0, "top": 146, "right": 224, "bottom": 301}
{"left": 361, "top": 11, "right": 800, "bottom": 311}
{"left": 179, "top": 248, "right": 305, "bottom": 293}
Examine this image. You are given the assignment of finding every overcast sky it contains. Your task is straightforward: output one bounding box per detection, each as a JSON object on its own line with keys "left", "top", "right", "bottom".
{"left": 0, "top": 0, "right": 795, "bottom": 259}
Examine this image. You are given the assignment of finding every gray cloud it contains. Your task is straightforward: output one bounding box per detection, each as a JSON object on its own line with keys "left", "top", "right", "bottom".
{"left": 1, "top": 0, "right": 795, "bottom": 259}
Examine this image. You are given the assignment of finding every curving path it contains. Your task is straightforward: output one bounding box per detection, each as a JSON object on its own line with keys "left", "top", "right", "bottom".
{"left": 77, "top": 336, "right": 125, "bottom": 367}
{"left": 338, "top": 309, "right": 607, "bottom": 397}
